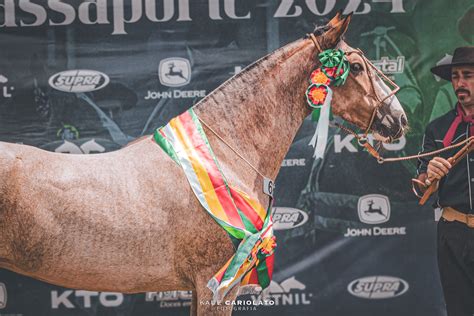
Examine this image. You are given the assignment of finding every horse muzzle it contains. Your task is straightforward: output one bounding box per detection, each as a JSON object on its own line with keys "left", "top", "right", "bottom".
{"left": 371, "top": 99, "right": 408, "bottom": 141}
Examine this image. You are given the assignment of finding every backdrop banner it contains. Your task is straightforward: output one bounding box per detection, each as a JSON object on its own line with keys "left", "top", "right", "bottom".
{"left": 0, "top": 0, "right": 472, "bottom": 315}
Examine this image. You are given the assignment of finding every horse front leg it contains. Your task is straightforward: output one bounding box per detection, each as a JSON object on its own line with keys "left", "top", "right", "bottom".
{"left": 193, "top": 272, "right": 239, "bottom": 316}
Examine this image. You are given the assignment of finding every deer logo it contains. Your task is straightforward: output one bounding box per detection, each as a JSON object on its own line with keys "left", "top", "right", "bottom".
{"left": 357, "top": 194, "right": 391, "bottom": 224}
{"left": 0, "top": 282, "right": 6, "bottom": 309}
{"left": 159, "top": 57, "right": 191, "bottom": 87}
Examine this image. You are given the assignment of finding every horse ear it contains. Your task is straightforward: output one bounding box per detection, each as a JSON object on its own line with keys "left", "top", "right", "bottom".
{"left": 321, "top": 12, "right": 352, "bottom": 49}
{"left": 327, "top": 10, "right": 343, "bottom": 28}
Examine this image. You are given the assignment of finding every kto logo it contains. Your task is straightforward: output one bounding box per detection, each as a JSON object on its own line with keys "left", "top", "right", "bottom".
{"left": 51, "top": 290, "right": 123, "bottom": 309}
{"left": 159, "top": 58, "right": 191, "bottom": 87}
{"left": 0, "top": 74, "right": 14, "bottom": 98}
{"left": 272, "top": 207, "right": 308, "bottom": 230}
{"left": 357, "top": 194, "right": 390, "bottom": 224}
{"left": 49, "top": 70, "right": 109, "bottom": 93}
{"left": 0, "top": 282, "right": 7, "bottom": 309}
{"left": 347, "top": 276, "right": 409, "bottom": 299}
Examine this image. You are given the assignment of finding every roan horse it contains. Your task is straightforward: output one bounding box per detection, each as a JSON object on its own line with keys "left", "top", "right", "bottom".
{"left": 0, "top": 13, "right": 407, "bottom": 316}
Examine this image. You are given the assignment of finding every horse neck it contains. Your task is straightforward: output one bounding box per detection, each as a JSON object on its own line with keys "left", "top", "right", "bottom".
{"left": 194, "top": 39, "right": 316, "bottom": 180}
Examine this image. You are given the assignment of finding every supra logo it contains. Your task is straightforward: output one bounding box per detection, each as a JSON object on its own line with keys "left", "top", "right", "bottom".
{"left": 272, "top": 207, "right": 308, "bottom": 230}
{"left": 159, "top": 58, "right": 191, "bottom": 87}
{"left": 257, "top": 276, "right": 312, "bottom": 306}
{"left": 49, "top": 70, "right": 109, "bottom": 93}
{"left": 357, "top": 194, "right": 390, "bottom": 224}
{"left": 348, "top": 276, "right": 409, "bottom": 299}
{"left": 0, "top": 282, "right": 7, "bottom": 309}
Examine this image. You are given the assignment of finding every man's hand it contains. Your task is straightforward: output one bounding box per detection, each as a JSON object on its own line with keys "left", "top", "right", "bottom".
{"left": 426, "top": 157, "right": 452, "bottom": 185}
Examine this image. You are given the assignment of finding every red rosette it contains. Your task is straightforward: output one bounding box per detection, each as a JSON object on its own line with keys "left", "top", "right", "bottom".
{"left": 306, "top": 84, "right": 329, "bottom": 108}
{"left": 309, "top": 69, "right": 331, "bottom": 85}
{"left": 323, "top": 66, "right": 345, "bottom": 80}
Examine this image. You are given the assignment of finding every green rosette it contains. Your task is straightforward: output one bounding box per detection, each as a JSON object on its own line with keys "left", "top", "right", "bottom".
{"left": 319, "top": 49, "right": 350, "bottom": 87}
{"left": 319, "top": 49, "right": 345, "bottom": 67}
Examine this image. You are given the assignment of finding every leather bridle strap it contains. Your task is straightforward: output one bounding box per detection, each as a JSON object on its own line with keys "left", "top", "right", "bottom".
{"left": 309, "top": 33, "right": 323, "bottom": 53}
{"left": 307, "top": 35, "right": 393, "bottom": 162}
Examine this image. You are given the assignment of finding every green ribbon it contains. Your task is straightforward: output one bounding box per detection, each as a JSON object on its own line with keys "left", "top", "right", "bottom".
{"left": 319, "top": 49, "right": 345, "bottom": 67}
{"left": 318, "top": 49, "right": 350, "bottom": 87}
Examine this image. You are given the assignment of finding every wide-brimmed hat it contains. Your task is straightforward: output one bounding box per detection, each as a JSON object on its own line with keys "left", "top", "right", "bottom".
{"left": 430, "top": 46, "right": 474, "bottom": 81}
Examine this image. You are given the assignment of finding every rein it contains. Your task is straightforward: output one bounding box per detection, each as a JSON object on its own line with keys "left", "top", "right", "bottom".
{"left": 310, "top": 35, "right": 473, "bottom": 166}
{"left": 197, "top": 117, "right": 269, "bottom": 180}
{"left": 198, "top": 34, "right": 461, "bottom": 176}
{"left": 413, "top": 136, "right": 474, "bottom": 204}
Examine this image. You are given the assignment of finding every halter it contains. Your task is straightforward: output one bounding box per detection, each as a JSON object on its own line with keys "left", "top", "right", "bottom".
{"left": 309, "top": 31, "right": 472, "bottom": 192}
{"left": 308, "top": 33, "right": 400, "bottom": 162}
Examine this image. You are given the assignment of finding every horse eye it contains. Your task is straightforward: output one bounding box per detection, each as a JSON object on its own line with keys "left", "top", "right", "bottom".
{"left": 351, "top": 63, "right": 363, "bottom": 74}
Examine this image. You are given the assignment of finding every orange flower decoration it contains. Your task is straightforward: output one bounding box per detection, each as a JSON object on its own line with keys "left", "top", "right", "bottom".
{"left": 310, "top": 69, "right": 331, "bottom": 85}
{"left": 307, "top": 85, "right": 328, "bottom": 106}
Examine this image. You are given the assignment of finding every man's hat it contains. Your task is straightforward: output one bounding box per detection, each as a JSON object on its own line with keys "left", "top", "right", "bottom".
{"left": 430, "top": 46, "right": 474, "bottom": 81}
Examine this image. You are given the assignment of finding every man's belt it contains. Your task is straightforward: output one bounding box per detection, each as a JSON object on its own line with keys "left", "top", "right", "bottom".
{"left": 442, "top": 207, "right": 474, "bottom": 228}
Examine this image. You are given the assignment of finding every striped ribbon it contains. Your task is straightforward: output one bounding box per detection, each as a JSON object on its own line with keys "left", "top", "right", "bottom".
{"left": 153, "top": 109, "right": 276, "bottom": 302}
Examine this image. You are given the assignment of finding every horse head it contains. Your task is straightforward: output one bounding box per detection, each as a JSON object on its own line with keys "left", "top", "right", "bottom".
{"left": 312, "top": 12, "right": 408, "bottom": 142}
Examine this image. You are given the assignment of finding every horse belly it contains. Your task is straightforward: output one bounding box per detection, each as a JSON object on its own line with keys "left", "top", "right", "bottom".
{"left": 0, "top": 153, "right": 192, "bottom": 292}
{"left": 3, "top": 200, "right": 185, "bottom": 293}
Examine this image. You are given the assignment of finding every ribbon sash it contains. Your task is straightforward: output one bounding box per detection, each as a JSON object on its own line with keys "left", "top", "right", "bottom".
{"left": 154, "top": 109, "right": 276, "bottom": 302}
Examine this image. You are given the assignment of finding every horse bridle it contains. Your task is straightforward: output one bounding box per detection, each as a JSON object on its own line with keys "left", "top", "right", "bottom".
{"left": 308, "top": 33, "right": 400, "bottom": 161}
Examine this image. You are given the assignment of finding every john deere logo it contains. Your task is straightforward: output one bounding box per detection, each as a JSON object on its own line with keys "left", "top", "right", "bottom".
{"left": 357, "top": 194, "right": 390, "bottom": 224}
{"left": 49, "top": 70, "right": 109, "bottom": 93}
{"left": 0, "top": 282, "right": 7, "bottom": 309}
{"left": 348, "top": 276, "right": 409, "bottom": 299}
{"left": 159, "top": 58, "right": 191, "bottom": 87}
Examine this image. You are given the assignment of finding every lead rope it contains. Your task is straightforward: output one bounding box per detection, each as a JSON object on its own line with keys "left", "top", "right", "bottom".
{"left": 197, "top": 116, "right": 269, "bottom": 180}
{"left": 336, "top": 120, "right": 474, "bottom": 164}
{"left": 198, "top": 116, "right": 275, "bottom": 211}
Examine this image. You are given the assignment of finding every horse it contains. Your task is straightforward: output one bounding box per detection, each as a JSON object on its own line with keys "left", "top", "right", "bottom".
{"left": 0, "top": 12, "right": 407, "bottom": 316}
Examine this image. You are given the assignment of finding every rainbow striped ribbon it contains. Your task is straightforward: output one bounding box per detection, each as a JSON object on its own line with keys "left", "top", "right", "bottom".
{"left": 154, "top": 109, "right": 276, "bottom": 302}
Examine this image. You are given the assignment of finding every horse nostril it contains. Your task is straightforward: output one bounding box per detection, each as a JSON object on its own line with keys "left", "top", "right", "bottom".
{"left": 399, "top": 114, "right": 408, "bottom": 128}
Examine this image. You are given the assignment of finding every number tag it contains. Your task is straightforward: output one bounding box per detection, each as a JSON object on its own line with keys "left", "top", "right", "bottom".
{"left": 263, "top": 178, "right": 275, "bottom": 197}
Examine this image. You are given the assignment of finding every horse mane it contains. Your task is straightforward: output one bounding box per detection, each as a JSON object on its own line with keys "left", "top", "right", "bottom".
{"left": 313, "top": 24, "right": 330, "bottom": 36}
{"left": 194, "top": 38, "right": 306, "bottom": 111}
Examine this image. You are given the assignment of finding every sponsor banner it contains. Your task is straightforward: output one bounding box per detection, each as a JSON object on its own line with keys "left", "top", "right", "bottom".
{"left": 0, "top": 0, "right": 407, "bottom": 35}
{"left": 0, "top": 75, "right": 14, "bottom": 99}
{"left": 347, "top": 276, "right": 409, "bottom": 299}
{"left": 272, "top": 207, "right": 309, "bottom": 230}
{"left": 0, "top": 0, "right": 468, "bottom": 315}
{"left": 0, "top": 283, "right": 6, "bottom": 309}
{"left": 343, "top": 194, "right": 406, "bottom": 237}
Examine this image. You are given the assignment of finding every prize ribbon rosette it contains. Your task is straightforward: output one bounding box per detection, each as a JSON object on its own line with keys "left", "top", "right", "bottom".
{"left": 306, "top": 49, "right": 349, "bottom": 158}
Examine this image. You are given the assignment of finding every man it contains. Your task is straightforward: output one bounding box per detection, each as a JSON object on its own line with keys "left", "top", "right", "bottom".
{"left": 416, "top": 46, "right": 474, "bottom": 316}
{"left": 429, "top": 6, "right": 474, "bottom": 122}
